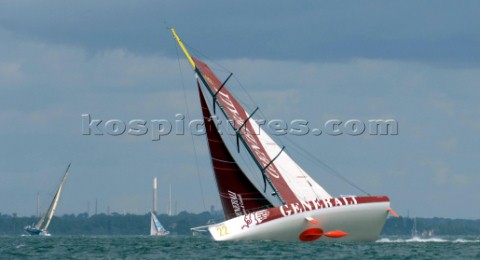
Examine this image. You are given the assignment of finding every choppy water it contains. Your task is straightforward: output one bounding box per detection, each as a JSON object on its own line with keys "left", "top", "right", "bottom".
{"left": 1, "top": 235, "right": 479, "bottom": 259}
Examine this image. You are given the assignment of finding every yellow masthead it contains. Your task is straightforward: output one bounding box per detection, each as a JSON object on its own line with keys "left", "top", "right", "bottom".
{"left": 171, "top": 28, "right": 196, "bottom": 69}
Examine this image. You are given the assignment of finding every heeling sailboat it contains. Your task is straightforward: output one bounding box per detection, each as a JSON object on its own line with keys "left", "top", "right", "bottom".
{"left": 150, "top": 212, "right": 170, "bottom": 236}
{"left": 171, "top": 29, "right": 397, "bottom": 242}
{"left": 150, "top": 177, "right": 169, "bottom": 236}
{"left": 24, "top": 163, "right": 71, "bottom": 236}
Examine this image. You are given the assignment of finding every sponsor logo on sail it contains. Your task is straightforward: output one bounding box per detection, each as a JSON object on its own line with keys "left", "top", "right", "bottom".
{"left": 228, "top": 190, "right": 245, "bottom": 217}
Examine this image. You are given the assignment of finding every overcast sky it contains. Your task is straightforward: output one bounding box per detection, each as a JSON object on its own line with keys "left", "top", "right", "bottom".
{"left": 1, "top": 1, "right": 479, "bottom": 219}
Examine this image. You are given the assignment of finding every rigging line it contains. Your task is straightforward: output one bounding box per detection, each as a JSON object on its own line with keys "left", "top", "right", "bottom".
{"left": 175, "top": 35, "right": 273, "bottom": 204}
{"left": 173, "top": 36, "right": 367, "bottom": 200}
{"left": 260, "top": 133, "right": 323, "bottom": 200}
{"left": 232, "top": 77, "right": 329, "bottom": 199}
{"left": 203, "top": 92, "right": 269, "bottom": 199}
{"left": 173, "top": 40, "right": 207, "bottom": 211}
{"left": 180, "top": 40, "right": 284, "bottom": 204}
{"left": 182, "top": 42, "right": 231, "bottom": 74}
{"left": 271, "top": 148, "right": 322, "bottom": 201}
{"left": 282, "top": 135, "right": 371, "bottom": 196}
{"left": 230, "top": 76, "right": 323, "bottom": 199}
{"left": 229, "top": 64, "right": 368, "bottom": 196}
{"left": 235, "top": 94, "right": 339, "bottom": 199}
{"left": 230, "top": 73, "right": 288, "bottom": 130}
{"left": 187, "top": 56, "right": 320, "bottom": 200}
{"left": 181, "top": 37, "right": 279, "bottom": 122}
{"left": 182, "top": 42, "right": 259, "bottom": 112}
{"left": 204, "top": 90, "right": 261, "bottom": 181}
{"left": 232, "top": 74, "right": 259, "bottom": 111}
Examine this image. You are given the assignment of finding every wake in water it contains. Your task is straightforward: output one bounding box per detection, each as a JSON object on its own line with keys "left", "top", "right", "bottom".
{"left": 377, "top": 237, "right": 480, "bottom": 243}
{"left": 452, "top": 238, "right": 480, "bottom": 243}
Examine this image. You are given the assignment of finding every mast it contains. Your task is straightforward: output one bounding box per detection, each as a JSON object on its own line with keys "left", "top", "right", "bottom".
{"left": 170, "top": 28, "right": 286, "bottom": 204}
{"left": 153, "top": 177, "right": 158, "bottom": 214}
{"left": 171, "top": 28, "right": 196, "bottom": 69}
{"left": 171, "top": 29, "right": 332, "bottom": 206}
{"left": 36, "top": 192, "right": 40, "bottom": 218}
{"left": 168, "top": 184, "right": 172, "bottom": 216}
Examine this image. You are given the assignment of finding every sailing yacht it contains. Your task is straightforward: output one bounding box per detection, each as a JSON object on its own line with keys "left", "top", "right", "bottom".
{"left": 150, "top": 212, "right": 170, "bottom": 236}
{"left": 24, "top": 163, "right": 71, "bottom": 236}
{"left": 411, "top": 217, "right": 419, "bottom": 238}
{"left": 150, "top": 177, "right": 169, "bottom": 236}
{"left": 171, "top": 29, "right": 397, "bottom": 242}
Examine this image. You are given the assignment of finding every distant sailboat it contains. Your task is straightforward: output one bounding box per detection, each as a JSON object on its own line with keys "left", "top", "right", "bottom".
{"left": 411, "top": 217, "right": 419, "bottom": 238}
{"left": 24, "top": 163, "right": 71, "bottom": 236}
{"left": 150, "top": 212, "right": 170, "bottom": 236}
{"left": 150, "top": 177, "right": 169, "bottom": 236}
{"left": 171, "top": 29, "right": 397, "bottom": 242}
{"left": 411, "top": 217, "right": 435, "bottom": 238}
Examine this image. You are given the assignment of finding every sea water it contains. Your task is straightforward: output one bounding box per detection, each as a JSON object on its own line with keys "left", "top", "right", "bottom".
{"left": 1, "top": 235, "right": 479, "bottom": 259}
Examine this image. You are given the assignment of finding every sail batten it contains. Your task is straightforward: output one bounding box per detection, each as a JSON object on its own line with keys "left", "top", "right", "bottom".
{"left": 193, "top": 59, "right": 293, "bottom": 203}
{"left": 193, "top": 57, "right": 331, "bottom": 204}
{"left": 249, "top": 119, "right": 332, "bottom": 201}
{"left": 199, "top": 83, "right": 274, "bottom": 219}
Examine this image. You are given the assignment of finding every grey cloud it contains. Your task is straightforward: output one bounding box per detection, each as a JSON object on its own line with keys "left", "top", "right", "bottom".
{"left": 0, "top": 1, "right": 479, "bottom": 64}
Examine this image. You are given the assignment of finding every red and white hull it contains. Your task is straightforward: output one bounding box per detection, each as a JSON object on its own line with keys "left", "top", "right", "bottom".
{"left": 208, "top": 196, "right": 390, "bottom": 242}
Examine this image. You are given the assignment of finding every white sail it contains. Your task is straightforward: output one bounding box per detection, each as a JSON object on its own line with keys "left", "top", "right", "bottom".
{"left": 34, "top": 210, "right": 47, "bottom": 230}
{"left": 41, "top": 163, "right": 70, "bottom": 230}
{"left": 248, "top": 117, "right": 332, "bottom": 202}
{"left": 150, "top": 212, "right": 158, "bottom": 235}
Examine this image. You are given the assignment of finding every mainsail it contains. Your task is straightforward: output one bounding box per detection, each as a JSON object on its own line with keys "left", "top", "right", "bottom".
{"left": 198, "top": 83, "right": 273, "bottom": 219}
{"left": 35, "top": 163, "right": 70, "bottom": 231}
{"left": 172, "top": 29, "right": 331, "bottom": 206}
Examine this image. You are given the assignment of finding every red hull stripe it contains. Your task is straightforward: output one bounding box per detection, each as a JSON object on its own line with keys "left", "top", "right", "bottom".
{"left": 240, "top": 196, "right": 390, "bottom": 228}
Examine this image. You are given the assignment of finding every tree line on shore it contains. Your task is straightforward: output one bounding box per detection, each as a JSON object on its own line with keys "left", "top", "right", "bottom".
{"left": 1, "top": 211, "right": 479, "bottom": 236}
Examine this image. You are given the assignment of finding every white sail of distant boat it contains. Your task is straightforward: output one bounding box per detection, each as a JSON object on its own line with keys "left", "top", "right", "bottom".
{"left": 24, "top": 163, "right": 71, "bottom": 236}
{"left": 150, "top": 212, "right": 170, "bottom": 236}
{"left": 411, "top": 217, "right": 419, "bottom": 238}
{"left": 171, "top": 28, "right": 398, "bottom": 242}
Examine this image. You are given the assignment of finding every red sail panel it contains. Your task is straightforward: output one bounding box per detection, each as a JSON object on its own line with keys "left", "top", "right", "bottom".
{"left": 198, "top": 82, "right": 273, "bottom": 220}
{"left": 193, "top": 57, "right": 299, "bottom": 204}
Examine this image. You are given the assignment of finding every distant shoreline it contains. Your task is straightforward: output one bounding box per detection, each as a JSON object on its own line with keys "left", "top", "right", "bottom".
{"left": 1, "top": 212, "right": 479, "bottom": 236}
